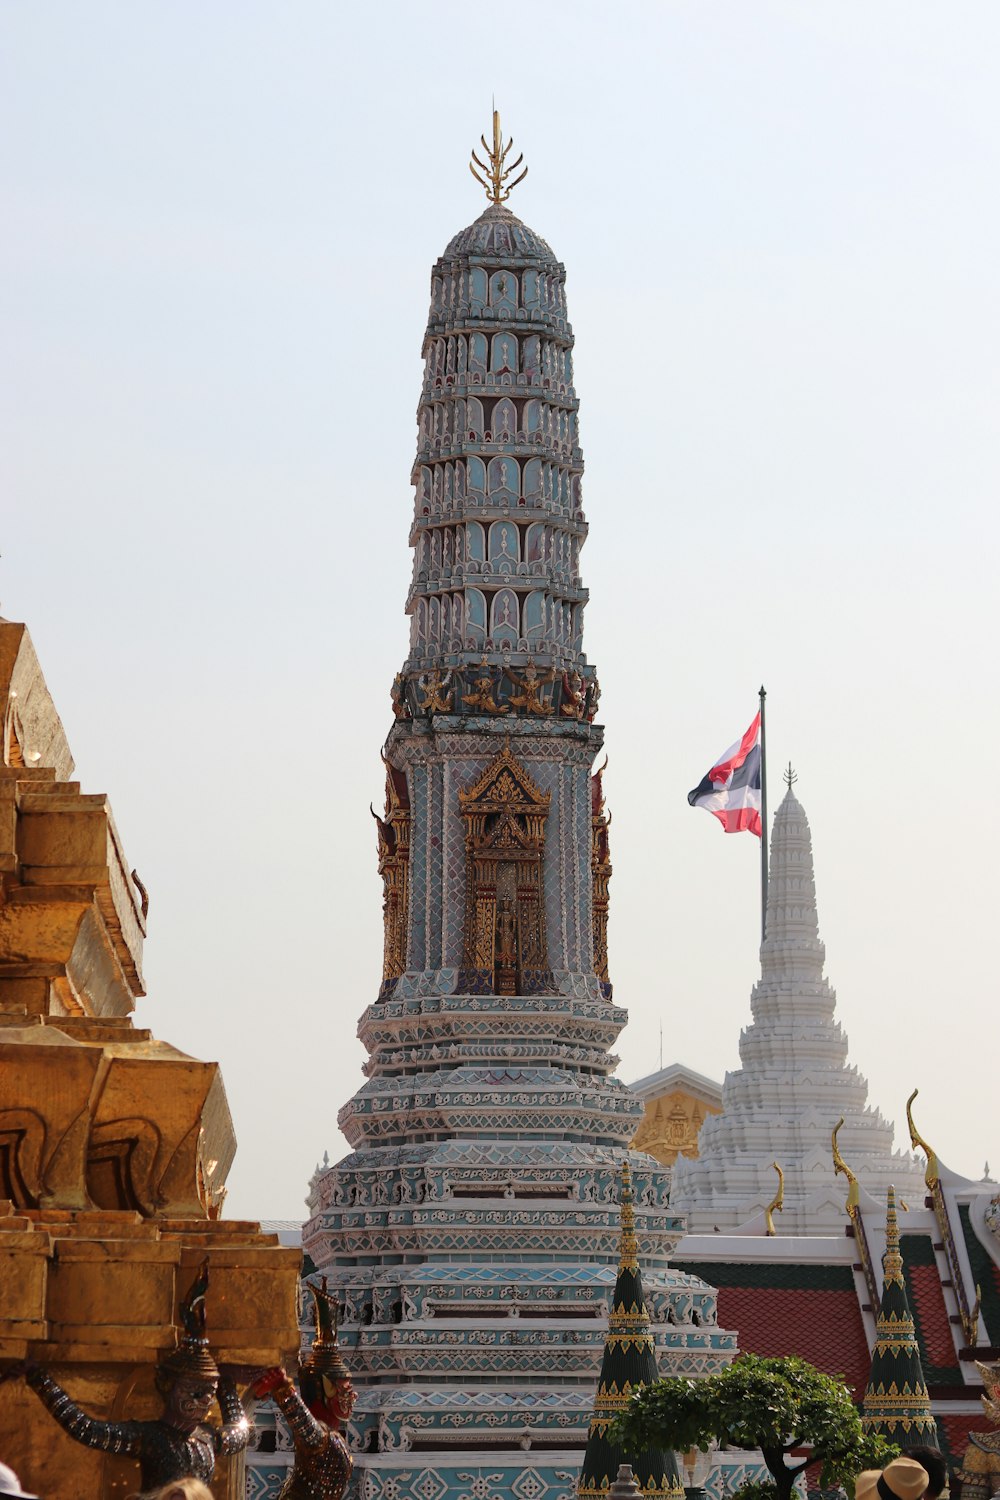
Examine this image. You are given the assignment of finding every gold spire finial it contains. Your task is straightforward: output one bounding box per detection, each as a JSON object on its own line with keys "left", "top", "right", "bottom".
{"left": 883, "top": 1185, "right": 904, "bottom": 1285}
{"left": 469, "top": 109, "right": 528, "bottom": 205}
{"left": 618, "top": 1160, "right": 638, "bottom": 1270}
{"left": 832, "top": 1117, "right": 860, "bottom": 1211}
{"left": 765, "top": 1161, "right": 784, "bottom": 1236}
{"left": 906, "top": 1088, "right": 939, "bottom": 1189}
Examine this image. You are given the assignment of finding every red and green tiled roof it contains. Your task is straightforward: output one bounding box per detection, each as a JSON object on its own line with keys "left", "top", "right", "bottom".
{"left": 899, "top": 1233, "right": 964, "bottom": 1384}
{"left": 958, "top": 1204, "right": 1000, "bottom": 1347}
{"left": 677, "top": 1260, "right": 870, "bottom": 1398}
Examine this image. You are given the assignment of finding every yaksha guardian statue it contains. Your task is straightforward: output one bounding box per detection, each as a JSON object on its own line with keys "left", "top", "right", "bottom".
{"left": 250, "top": 1278, "right": 355, "bottom": 1500}
{"left": 16, "top": 1260, "right": 249, "bottom": 1489}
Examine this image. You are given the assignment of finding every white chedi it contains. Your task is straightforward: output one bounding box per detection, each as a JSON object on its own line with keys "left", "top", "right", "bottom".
{"left": 671, "top": 782, "right": 924, "bottom": 1233}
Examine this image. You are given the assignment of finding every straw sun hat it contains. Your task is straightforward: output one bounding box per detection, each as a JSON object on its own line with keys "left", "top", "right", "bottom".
{"left": 856, "top": 1458, "right": 930, "bottom": 1500}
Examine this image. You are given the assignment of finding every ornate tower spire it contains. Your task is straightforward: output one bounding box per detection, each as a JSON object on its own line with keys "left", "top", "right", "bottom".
{"left": 578, "top": 1164, "right": 685, "bottom": 1500}
{"left": 671, "top": 782, "right": 924, "bottom": 1231}
{"left": 303, "top": 150, "right": 736, "bottom": 1500}
{"left": 861, "top": 1187, "right": 938, "bottom": 1449}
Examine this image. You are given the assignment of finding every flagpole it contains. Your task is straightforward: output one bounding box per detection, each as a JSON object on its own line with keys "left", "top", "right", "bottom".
{"left": 759, "top": 684, "right": 768, "bottom": 945}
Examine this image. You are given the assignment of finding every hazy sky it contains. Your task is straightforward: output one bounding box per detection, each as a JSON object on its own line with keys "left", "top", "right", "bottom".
{"left": 2, "top": 4, "right": 997, "bottom": 1220}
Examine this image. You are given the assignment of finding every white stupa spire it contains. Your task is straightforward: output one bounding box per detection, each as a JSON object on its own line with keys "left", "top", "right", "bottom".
{"left": 671, "top": 780, "right": 924, "bottom": 1233}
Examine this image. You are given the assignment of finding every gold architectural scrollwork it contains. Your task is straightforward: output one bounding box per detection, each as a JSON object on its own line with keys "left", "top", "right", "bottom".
{"left": 906, "top": 1089, "right": 939, "bottom": 1189}
{"left": 373, "top": 753, "right": 411, "bottom": 985}
{"left": 459, "top": 743, "right": 550, "bottom": 995}
{"left": 765, "top": 1161, "right": 784, "bottom": 1236}
{"left": 832, "top": 1116, "right": 860, "bottom": 1211}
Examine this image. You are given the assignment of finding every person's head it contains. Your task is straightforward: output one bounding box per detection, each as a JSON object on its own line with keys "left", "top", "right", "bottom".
{"left": 856, "top": 1457, "right": 930, "bottom": 1500}
{"left": 145, "top": 1482, "right": 214, "bottom": 1500}
{"left": 0, "top": 1463, "right": 39, "bottom": 1500}
{"left": 906, "top": 1447, "right": 948, "bottom": 1500}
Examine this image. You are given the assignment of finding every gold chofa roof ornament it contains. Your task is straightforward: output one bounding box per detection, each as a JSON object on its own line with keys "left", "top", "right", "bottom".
{"left": 470, "top": 110, "right": 528, "bottom": 204}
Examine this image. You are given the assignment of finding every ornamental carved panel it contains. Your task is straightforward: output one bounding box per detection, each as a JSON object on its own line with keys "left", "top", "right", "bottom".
{"left": 458, "top": 744, "right": 552, "bottom": 996}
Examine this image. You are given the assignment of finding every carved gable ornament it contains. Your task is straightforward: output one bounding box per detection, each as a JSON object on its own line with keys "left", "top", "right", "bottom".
{"left": 458, "top": 744, "right": 552, "bottom": 997}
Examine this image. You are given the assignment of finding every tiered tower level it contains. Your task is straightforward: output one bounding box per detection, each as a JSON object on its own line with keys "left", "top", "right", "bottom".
{"left": 302, "top": 128, "right": 735, "bottom": 1500}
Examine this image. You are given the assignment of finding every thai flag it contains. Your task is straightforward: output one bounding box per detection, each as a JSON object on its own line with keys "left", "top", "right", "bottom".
{"left": 687, "top": 713, "right": 762, "bottom": 836}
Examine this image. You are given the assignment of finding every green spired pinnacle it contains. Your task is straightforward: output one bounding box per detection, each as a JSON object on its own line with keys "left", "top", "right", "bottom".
{"left": 861, "top": 1185, "right": 938, "bottom": 1448}
{"left": 578, "top": 1163, "right": 685, "bottom": 1500}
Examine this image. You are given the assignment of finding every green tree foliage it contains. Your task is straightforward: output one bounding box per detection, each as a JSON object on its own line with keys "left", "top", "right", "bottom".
{"left": 611, "top": 1355, "right": 897, "bottom": 1500}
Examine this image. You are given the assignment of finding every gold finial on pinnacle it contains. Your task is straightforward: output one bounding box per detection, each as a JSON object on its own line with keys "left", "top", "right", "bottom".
{"left": 470, "top": 108, "right": 528, "bottom": 205}
{"left": 765, "top": 1161, "right": 784, "bottom": 1236}
{"left": 783, "top": 762, "right": 798, "bottom": 790}
{"left": 883, "top": 1185, "right": 904, "bottom": 1284}
{"left": 618, "top": 1160, "right": 639, "bottom": 1270}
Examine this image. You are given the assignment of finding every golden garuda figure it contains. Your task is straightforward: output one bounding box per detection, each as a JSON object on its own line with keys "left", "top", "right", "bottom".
{"left": 250, "top": 1278, "right": 356, "bottom": 1500}
{"left": 11, "top": 1261, "right": 249, "bottom": 1490}
{"left": 507, "top": 658, "right": 556, "bottom": 715}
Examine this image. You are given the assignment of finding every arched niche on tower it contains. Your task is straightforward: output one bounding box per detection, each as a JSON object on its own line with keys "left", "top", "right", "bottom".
{"left": 487, "top": 456, "right": 519, "bottom": 504}
{"left": 490, "top": 587, "right": 519, "bottom": 645}
{"left": 571, "top": 603, "right": 584, "bottom": 653}
{"left": 467, "top": 456, "right": 486, "bottom": 501}
{"left": 440, "top": 594, "right": 451, "bottom": 645}
{"left": 525, "top": 523, "right": 545, "bottom": 566}
{"left": 491, "top": 332, "right": 518, "bottom": 375}
{"left": 523, "top": 590, "right": 546, "bottom": 643}
{"left": 451, "top": 592, "right": 464, "bottom": 643}
{"left": 469, "top": 333, "right": 488, "bottom": 377}
{"left": 419, "top": 466, "right": 432, "bottom": 512}
{"left": 415, "top": 598, "right": 428, "bottom": 646}
{"left": 492, "top": 397, "right": 516, "bottom": 441}
{"left": 416, "top": 532, "right": 430, "bottom": 578}
{"left": 490, "top": 270, "right": 517, "bottom": 317}
{"left": 465, "top": 588, "right": 487, "bottom": 647}
{"left": 469, "top": 267, "right": 487, "bottom": 312}
{"left": 488, "top": 520, "right": 520, "bottom": 569}
{"left": 467, "top": 397, "right": 484, "bottom": 439}
{"left": 522, "top": 270, "right": 539, "bottom": 309}
{"left": 428, "top": 596, "right": 441, "bottom": 644}
{"left": 523, "top": 459, "right": 543, "bottom": 502}
{"left": 457, "top": 744, "right": 552, "bottom": 997}
{"left": 523, "top": 335, "right": 541, "bottom": 378}
{"left": 524, "top": 401, "right": 541, "bottom": 436}
{"left": 465, "top": 521, "right": 485, "bottom": 562}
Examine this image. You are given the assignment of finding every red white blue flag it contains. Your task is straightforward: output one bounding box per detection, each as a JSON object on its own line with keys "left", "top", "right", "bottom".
{"left": 688, "top": 712, "right": 762, "bottom": 836}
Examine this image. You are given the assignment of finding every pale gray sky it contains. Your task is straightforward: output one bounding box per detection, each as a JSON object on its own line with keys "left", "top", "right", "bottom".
{"left": 2, "top": 3, "right": 997, "bottom": 1219}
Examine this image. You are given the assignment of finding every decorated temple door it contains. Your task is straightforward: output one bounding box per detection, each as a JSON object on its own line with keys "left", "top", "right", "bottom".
{"left": 459, "top": 744, "right": 551, "bottom": 995}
